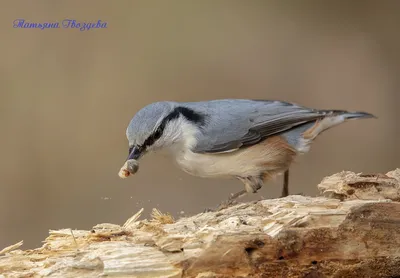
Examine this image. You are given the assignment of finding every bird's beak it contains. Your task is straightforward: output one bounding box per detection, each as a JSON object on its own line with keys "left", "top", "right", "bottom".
{"left": 119, "top": 146, "right": 141, "bottom": 178}
{"left": 118, "top": 146, "right": 143, "bottom": 179}
{"left": 127, "top": 145, "right": 142, "bottom": 161}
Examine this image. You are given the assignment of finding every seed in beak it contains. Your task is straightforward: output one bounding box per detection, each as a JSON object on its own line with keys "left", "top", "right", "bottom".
{"left": 118, "top": 159, "right": 140, "bottom": 178}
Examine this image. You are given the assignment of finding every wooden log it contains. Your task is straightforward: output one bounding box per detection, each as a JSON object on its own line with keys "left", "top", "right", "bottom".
{"left": 1, "top": 169, "right": 400, "bottom": 278}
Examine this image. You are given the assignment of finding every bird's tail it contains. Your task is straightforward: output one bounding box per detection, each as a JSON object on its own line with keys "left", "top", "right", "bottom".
{"left": 299, "top": 109, "right": 376, "bottom": 142}
{"left": 283, "top": 109, "right": 376, "bottom": 154}
{"left": 341, "top": 111, "right": 376, "bottom": 120}
{"left": 320, "top": 110, "right": 376, "bottom": 120}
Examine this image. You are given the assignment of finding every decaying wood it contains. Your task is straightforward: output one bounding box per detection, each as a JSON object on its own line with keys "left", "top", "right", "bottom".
{"left": 1, "top": 169, "right": 400, "bottom": 278}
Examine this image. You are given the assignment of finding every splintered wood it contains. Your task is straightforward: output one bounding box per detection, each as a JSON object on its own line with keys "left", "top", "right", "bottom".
{"left": 1, "top": 169, "right": 400, "bottom": 278}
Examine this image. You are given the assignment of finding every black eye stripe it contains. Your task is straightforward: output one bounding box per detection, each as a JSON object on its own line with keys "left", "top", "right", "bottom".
{"left": 141, "top": 106, "right": 207, "bottom": 150}
{"left": 142, "top": 124, "right": 167, "bottom": 148}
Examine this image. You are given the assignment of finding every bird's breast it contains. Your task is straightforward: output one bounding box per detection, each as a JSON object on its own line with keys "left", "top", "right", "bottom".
{"left": 174, "top": 136, "right": 297, "bottom": 179}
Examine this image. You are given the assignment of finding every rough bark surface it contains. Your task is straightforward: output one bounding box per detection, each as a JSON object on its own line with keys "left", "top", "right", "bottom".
{"left": 1, "top": 169, "right": 400, "bottom": 278}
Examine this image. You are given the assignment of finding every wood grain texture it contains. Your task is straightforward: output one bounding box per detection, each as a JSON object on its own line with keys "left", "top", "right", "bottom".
{"left": 1, "top": 169, "right": 400, "bottom": 278}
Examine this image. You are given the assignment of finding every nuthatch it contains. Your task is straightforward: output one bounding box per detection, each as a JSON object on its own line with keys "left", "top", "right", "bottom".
{"left": 118, "top": 99, "right": 375, "bottom": 205}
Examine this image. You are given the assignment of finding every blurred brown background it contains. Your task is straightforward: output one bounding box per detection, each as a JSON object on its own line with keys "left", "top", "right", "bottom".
{"left": 0, "top": 0, "right": 399, "bottom": 249}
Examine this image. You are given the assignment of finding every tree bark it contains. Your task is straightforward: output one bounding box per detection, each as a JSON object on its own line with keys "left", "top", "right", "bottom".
{"left": 1, "top": 169, "right": 400, "bottom": 278}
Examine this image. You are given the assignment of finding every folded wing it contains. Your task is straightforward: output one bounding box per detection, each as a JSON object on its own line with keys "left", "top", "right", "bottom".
{"left": 191, "top": 100, "right": 326, "bottom": 153}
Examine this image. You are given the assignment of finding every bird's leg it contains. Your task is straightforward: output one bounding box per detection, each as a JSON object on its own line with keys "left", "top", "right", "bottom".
{"left": 215, "top": 176, "right": 264, "bottom": 211}
{"left": 203, "top": 189, "right": 247, "bottom": 213}
{"left": 280, "top": 169, "right": 289, "bottom": 198}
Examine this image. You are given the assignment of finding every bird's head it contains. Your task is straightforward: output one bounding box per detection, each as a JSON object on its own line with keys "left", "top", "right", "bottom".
{"left": 125, "top": 101, "right": 179, "bottom": 161}
{"left": 119, "top": 101, "right": 207, "bottom": 178}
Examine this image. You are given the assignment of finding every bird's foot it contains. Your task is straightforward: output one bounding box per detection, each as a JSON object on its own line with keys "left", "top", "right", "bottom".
{"left": 202, "top": 190, "right": 248, "bottom": 212}
{"left": 203, "top": 207, "right": 215, "bottom": 213}
{"left": 216, "top": 189, "right": 248, "bottom": 211}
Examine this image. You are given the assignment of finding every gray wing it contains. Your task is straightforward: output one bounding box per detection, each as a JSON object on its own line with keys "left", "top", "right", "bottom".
{"left": 185, "top": 99, "right": 326, "bottom": 153}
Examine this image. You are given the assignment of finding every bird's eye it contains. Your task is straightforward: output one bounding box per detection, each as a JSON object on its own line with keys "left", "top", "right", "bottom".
{"left": 154, "top": 128, "right": 162, "bottom": 138}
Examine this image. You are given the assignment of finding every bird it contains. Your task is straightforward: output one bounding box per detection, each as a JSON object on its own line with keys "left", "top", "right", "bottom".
{"left": 118, "top": 99, "right": 375, "bottom": 208}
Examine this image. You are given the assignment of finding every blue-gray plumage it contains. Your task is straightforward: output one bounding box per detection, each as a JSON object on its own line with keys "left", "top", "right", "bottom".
{"left": 120, "top": 99, "right": 375, "bottom": 206}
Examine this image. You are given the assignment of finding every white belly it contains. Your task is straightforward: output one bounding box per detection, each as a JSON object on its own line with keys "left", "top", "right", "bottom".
{"left": 173, "top": 136, "right": 296, "bottom": 179}
{"left": 175, "top": 149, "right": 261, "bottom": 178}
